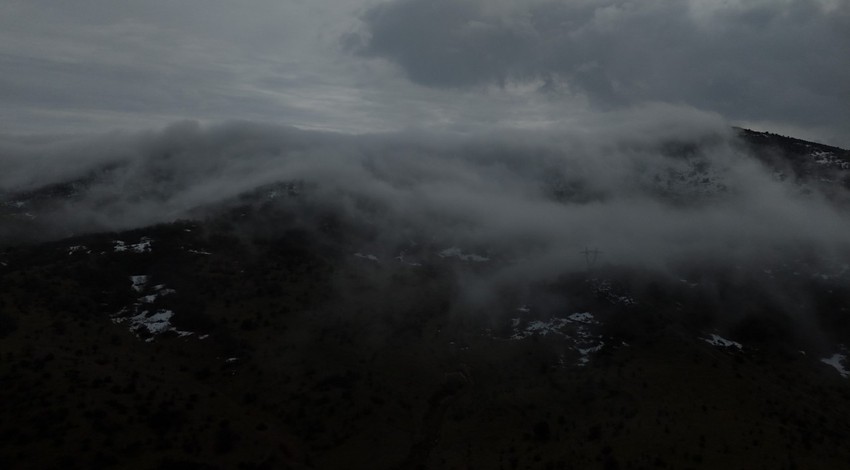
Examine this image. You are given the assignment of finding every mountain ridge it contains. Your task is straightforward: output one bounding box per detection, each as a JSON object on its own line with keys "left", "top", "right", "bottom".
{"left": 2, "top": 127, "right": 850, "bottom": 469}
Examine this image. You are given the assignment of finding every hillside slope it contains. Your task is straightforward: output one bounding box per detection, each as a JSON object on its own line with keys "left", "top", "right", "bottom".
{"left": 2, "top": 128, "right": 850, "bottom": 469}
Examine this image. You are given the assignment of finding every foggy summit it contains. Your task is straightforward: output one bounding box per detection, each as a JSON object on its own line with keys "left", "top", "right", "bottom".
{"left": 2, "top": 1, "right": 850, "bottom": 469}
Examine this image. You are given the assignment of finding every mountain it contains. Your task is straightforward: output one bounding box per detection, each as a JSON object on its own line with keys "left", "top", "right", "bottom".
{"left": 1, "top": 127, "right": 850, "bottom": 469}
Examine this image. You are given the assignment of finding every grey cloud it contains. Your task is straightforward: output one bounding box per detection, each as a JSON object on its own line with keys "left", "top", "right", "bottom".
{"left": 353, "top": 0, "right": 537, "bottom": 88}
{"left": 354, "top": 0, "right": 850, "bottom": 144}
{"left": 2, "top": 108, "right": 848, "bottom": 281}
{"left": 4, "top": 1, "right": 844, "bottom": 149}
{"left": 0, "top": 1, "right": 373, "bottom": 134}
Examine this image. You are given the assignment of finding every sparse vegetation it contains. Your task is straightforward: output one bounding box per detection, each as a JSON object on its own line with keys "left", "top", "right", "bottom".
{"left": 1, "top": 131, "right": 850, "bottom": 468}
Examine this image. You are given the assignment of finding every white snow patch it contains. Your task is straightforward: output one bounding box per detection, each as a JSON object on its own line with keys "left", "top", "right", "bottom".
{"left": 568, "top": 312, "right": 595, "bottom": 323}
{"left": 577, "top": 342, "right": 605, "bottom": 366}
{"left": 510, "top": 312, "right": 600, "bottom": 340}
{"left": 439, "top": 247, "right": 489, "bottom": 262}
{"left": 811, "top": 151, "right": 850, "bottom": 169}
{"left": 114, "top": 237, "right": 153, "bottom": 253}
{"left": 518, "top": 318, "right": 572, "bottom": 338}
{"left": 703, "top": 334, "right": 743, "bottom": 349}
{"left": 679, "top": 278, "right": 699, "bottom": 287}
{"left": 68, "top": 245, "right": 89, "bottom": 255}
{"left": 354, "top": 252, "right": 379, "bottom": 262}
{"left": 508, "top": 312, "right": 605, "bottom": 366}
{"left": 139, "top": 288, "right": 175, "bottom": 304}
{"left": 120, "top": 309, "right": 193, "bottom": 342}
{"left": 592, "top": 279, "right": 636, "bottom": 305}
{"left": 130, "top": 275, "right": 149, "bottom": 292}
{"left": 814, "top": 264, "right": 849, "bottom": 282}
{"left": 130, "top": 310, "right": 174, "bottom": 335}
{"left": 115, "top": 279, "right": 194, "bottom": 342}
{"left": 394, "top": 252, "right": 422, "bottom": 266}
{"left": 820, "top": 354, "right": 849, "bottom": 378}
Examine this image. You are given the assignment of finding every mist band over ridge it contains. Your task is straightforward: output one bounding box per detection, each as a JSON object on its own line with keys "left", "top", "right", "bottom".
{"left": 2, "top": 107, "right": 848, "bottom": 283}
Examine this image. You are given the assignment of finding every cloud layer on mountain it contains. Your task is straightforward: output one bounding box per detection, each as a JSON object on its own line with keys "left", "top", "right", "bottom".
{"left": 2, "top": 107, "right": 848, "bottom": 286}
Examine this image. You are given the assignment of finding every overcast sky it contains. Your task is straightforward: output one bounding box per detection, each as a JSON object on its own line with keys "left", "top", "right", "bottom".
{"left": 1, "top": 0, "right": 848, "bottom": 146}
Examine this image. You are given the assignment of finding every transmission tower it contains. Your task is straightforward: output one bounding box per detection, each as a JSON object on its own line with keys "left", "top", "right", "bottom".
{"left": 581, "top": 247, "right": 602, "bottom": 271}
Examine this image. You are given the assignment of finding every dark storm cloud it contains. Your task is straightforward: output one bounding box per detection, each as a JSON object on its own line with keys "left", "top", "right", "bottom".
{"left": 2, "top": 1, "right": 846, "bottom": 146}
{"left": 354, "top": 0, "right": 850, "bottom": 144}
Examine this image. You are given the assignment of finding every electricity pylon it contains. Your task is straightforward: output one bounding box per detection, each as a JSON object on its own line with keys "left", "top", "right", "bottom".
{"left": 581, "top": 247, "right": 602, "bottom": 271}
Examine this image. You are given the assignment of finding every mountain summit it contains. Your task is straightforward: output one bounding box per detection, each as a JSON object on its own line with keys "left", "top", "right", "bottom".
{"left": 2, "top": 126, "right": 849, "bottom": 469}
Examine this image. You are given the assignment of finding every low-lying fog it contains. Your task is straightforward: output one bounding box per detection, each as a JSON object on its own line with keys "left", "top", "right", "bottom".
{"left": 2, "top": 105, "right": 848, "bottom": 282}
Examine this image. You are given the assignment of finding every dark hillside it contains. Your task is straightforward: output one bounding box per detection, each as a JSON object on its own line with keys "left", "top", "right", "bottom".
{"left": 2, "top": 129, "right": 850, "bottom": 469}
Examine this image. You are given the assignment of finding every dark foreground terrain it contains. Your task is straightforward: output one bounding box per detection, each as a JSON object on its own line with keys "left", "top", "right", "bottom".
{"left": 2, "top": 129, "right": 850, "bottom": 469}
